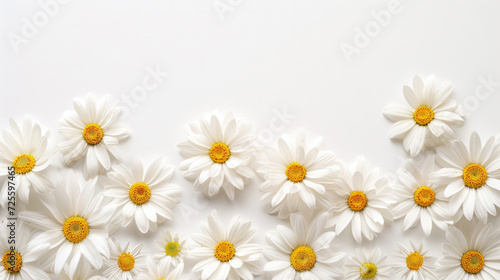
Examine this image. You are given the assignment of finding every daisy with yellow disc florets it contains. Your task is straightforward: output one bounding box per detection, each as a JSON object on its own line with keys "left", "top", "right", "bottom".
{"left": 153, "top": 230, "right": 187, "bottom": 266}
{"left": 328, "top": 158, "right": 395, "bottom": 243}
{"left": 258, "top": 132, "right": 339, "bottom": 219}
{"left": 104, "top": 238, "right": 146, "bottom": 280}
{"left": 392, "top": 155, "right": 451, "bottom": 236}
{"left": 0, "top": 117, "right": 54, "bottom": 205}
{"left": 344, "top": 248, "right": 391, "bottom": 280}
{"left": 103, "top": 157, "right": 181, "bottom": 233}
{"left": 394, "top": 242, "right": 438, "bottom": 280}
{"left": 177, "top": 112, "right": 255, "bottom": 200}
{"left": 431, "top": 132, "right": 500, "bottom": 223}
{"left": 18, "top": 172, "right": 113, "bottom": 279}
{"left": 190, "top": 211, "right": 262, "bottom": 279}
{"left": 440, "top": 222, "right": 500, "bottom": 279}
{"left": 58, "top": 95, "right": 129, "bottom": 178}
{"left": 383, "top": 75, "right": 464, "bottom": 157}
{"left": 264, "top": 212, "right": 345, "bottom": 279}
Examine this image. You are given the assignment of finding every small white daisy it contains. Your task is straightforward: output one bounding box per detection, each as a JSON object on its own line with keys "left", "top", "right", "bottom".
{"left": 59, "top": 261, "right": 106, "bottom": 280}
{"left": 0, "top": 117, "right": 54, "bottom": 205}
{"left": 153, "top": 230, "right": 187, "bottom": 266}
{"left": 18, "top": 171, "right": 113, "bottom": 278}
{"left": 264, "top": 212, "right": 345, "bottom": 279}
{"left": 137, "top": 257, "right": 184, "bottom": 280}
{"left": 258, "top": 132, "right": 339, "bottom": 219}
{"left": 392, "top": 155, "right": 451, "bottom": 236}
{"left": 383, "top": 75, "right": 464, "bottom": 157}
{"left": 58, "top": 94, "right": 129, "bottom": 178}
{"left": 344, "top": 248, "right": 391, "bottom": 280}
{"left": 440, "top": 222, "right": 500, "bottom": 279}
{"left": 104, "top": 238, "right": 146, "bottom": 280}
{"left": 431, "top": 131, "right": 500, "bottom": 223}
{"left": 0, "top": 220, "right": 50, "bottom": 280}
{"left": 103, "top": 157, "right": 181, "bottom": 233}
{"left": 177, "top": 112, "right": 255, "bottom": 200}
{"left": 190, "top": 210, "right": 262, "bottom": 279}
{"left": 394, "top": 242, "right": 438, "bottom": 280}
{"left": 328, "top": 158, "right": 395, "bottom": 243}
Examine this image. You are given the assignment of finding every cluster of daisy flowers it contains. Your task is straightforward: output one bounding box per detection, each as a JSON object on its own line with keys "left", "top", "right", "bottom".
{"left": 1, "top": 74, "right": 500, "bottom": 280}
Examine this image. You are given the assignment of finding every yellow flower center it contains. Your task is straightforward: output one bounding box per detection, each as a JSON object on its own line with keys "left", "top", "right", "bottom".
{"left": 463, "top": 164, "right": 487, "bottom": 189}
{"left": 413, "top": 106, "right": 434, "bottom": 126}
{"left": 406, "top": 252, "right": 424, "bottom": 270}
{"left": 62, "top": 216, "right": 89, "bottom": 243}
{"left": 214, "top": 241, "right": 235, "bottom": 262}
{"left": 286, "top": 162, "right": 307, "bottom": 183}
{"left": 348, "top": 191, "right": 367, "bottom": 211}
{"left": 117, "top": 252, "right": 135, "bottom": 271}
{"left": 12, "top": 154, "right": 35, "bottom": 174}
{"left": 2, "top": 251, "right": 22, "bottom": 273}
{"left": 414, "top": 186, "right": 435, "bottom": 207}
{"left": 461, "top": 251, "right": 484, "bottom": 274}
{"left": 360, "top": 263, "right": 377, "bottom": 279}
{"left": 165, "top": 241, "right": 181, "bottom": 257}
{"left": 290, "top": 245, "right": 316, "bottom": 272}
{"left": 82, "top": 123, "right": 104, "bottom": 145}
{"left": 209, "top": 142, "right": 231, "bottom": 164}
{"left": 129, "top": 182, "right": 151, "bottom": 205}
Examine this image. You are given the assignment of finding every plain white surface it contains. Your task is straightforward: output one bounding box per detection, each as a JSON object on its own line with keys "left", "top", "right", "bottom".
{"left": 2, "top": 1, "right": 500, "bottom": 279}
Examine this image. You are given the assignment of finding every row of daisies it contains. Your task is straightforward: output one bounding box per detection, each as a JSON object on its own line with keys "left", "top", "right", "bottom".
{"left": 1, "top": 74, "right": 500, "bottom": 279}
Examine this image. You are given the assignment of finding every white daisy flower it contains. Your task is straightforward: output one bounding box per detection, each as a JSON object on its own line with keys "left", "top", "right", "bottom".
{"left": 0, "top": 117, "right": 54, "bottom": 205}
{"left": 18, "top": 171, "right": 113, "bottom": 279}
{"left": 394, "top": 242, "right": 438, "bottom": 280}
{"left": 0, "top": 220, "right": 50, "bottom": 280}
{"left": 190, "top": 211, "right": 262, "bottom": 279}
{"left": 328, "top": 158, "right": 395, "bottom": 243}
{"left": 258, "top": 132, "right": 339, "bottom": 219}
{"left": 264, "top": 212, "right": 345, "bottom": 279}
{"left": 430, "top": 132, "right": 500, "bottom": 223}
{"left": 103, "top": 158, "right": 181, "bottom": 233}
{"left": 59, "top": 261, "right": 106, "bottom": 280}
{"left": 392, "top": 155, "right": 451, "bottom": 236}
{"left": 58, "top": 94, "right": 129, "bottom": 178}
{"left": 344, "top": 248, "right": 391, "bottom": 280}
{"left": 440, "top": 222, "right": 500, "bottom": 279}
{"left": 177, "top": 112, "right": 255, "bottom": 200}
{"left": 383, "top": 75, "right": 464, "bottom": 157}
{"left": 153, "top": 230, "right": 187, "bottom": 266}
{"left": 104, "top": 238, "right": 146, "bottom": 280}
{"left": 137, "top": 257, "right": 184, "bottom": 280}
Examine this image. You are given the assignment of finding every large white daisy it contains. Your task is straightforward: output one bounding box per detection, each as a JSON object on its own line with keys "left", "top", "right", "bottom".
{"left": 383, "top": 75, "right": 465, "bottom": 157}
{"left": 328, "top": 158, "right": 395, "bottom": 243}
{"left": 58, "top": 94, "right": 129, "bottom": 178}
{"left": 103, "top": 157, "right": 181, "bottom": 233}
{"left": 258, "top": 132, "right": 339, "bottom": 219}
{"left": 190, "top": 211, "right": 262, "bottom": 279}
{"left": 394, "top": 242, "right": 438, "bottom": 280}
{"left": 344, "top": 248, "right": 391, "bottom": 280}
{"left": 18, "top": 171, "right": 113, "bottom": 279}
{"left": 392, "top": 155, "right": 451, "bottom": 236}
{"left": 0, "top": 220, "right": 50, "bottom": 280}
{"left": 177, "top": 112, "right": 255, "bottom": 200}
{"left": 153, "top": 230, "right": 187, "bottom": 266}
{"left": 0, "top": 117, "right": 54, "bottom": 205}
{"left": 431, "top": 131, "right": 500, "bottom": 223}
{"left": 104, "top": 238, "right": 146, "bottom": 280}
{"left": 440, "top": 222, "right": 500, "bottom": 279}
{"left": 264, "top": 212, "right": 345, "bottom": 279}
{"left": 137, "top": 257, "right": 184, "bottom": 280}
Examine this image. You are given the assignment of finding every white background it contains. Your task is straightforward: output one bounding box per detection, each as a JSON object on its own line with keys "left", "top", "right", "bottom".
{"left": 2, "top": 0, "right": 500, "bottom": 279}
